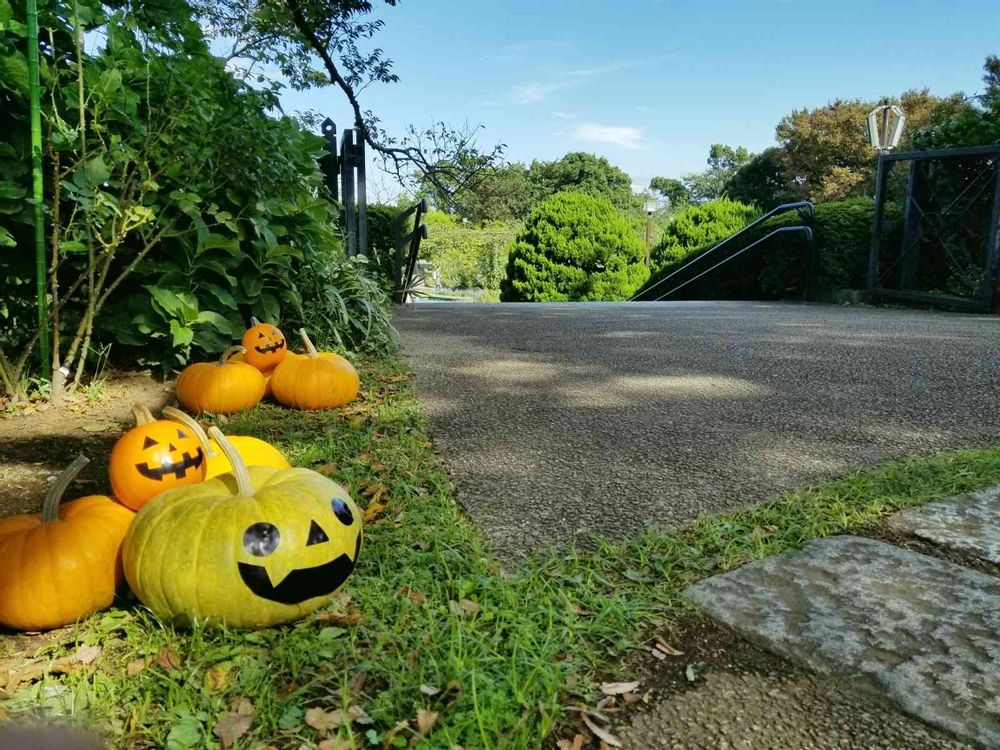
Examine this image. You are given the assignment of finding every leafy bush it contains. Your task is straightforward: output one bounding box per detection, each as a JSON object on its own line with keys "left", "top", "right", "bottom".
{"left": 418, "top": 211, "right": 519, "bottom": 292}
{"left": 363, "top": 204, "right": 401, "bottom": 296}
{"left": 0, "top": 0, "right": 391, "bottom": 392}
{"left": 500, "top": 192, "right": 648, "bottom": 302}
{"left": 635, "top": 197, "right": 901, "bottom": 301}
{"left": 651, "top": 198, "right": 760, "bottom": 269}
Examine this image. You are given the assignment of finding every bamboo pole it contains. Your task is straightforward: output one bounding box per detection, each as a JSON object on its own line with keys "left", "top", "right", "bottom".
{"left": 26, "top": 0, "right": 50, "bottom": 371}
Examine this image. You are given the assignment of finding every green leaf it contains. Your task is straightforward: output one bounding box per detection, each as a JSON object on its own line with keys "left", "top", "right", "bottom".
{"left": 240, "top": 272, "right": 264, "bottom": 298}
{"left": 0, "top": 226, "right": 15, "bottom": 247}
{"left": 169, "top": 319, "right": 194, "bottom": 348}
{"left": 60, "top": 240, "right": 88, "bottom": 253}
{"left": 165, "top": 716, "right": 202, "bottom": 750}
{"left": 83, "top": 156, "right": 112, "bottom": 185}
{"left": 194, "top": 310, "right": 232, "bottom": 334}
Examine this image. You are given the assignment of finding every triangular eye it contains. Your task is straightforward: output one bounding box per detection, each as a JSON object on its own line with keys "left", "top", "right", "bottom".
{"left": 142, "top": 436, "right": 158, "bottom": 449}
{"left": 176, "top": 429, "right": 188, "bottom": 439}
{"left": 258, "top": 331, "right": 265, "bottom": 338}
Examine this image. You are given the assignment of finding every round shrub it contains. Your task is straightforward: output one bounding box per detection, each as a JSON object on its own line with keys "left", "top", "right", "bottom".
{"left": 651, "top": 198, "right": 760, "bottom": 269}
{"left": 500, "top": 192, "right": 648, "bottom": 302}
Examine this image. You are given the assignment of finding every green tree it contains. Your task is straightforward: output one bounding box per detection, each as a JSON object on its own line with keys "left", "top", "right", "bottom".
{"left": 417, "top": 161, "right": 535, "bottom": 222}
{"left": 777, "top": 89, "right": 970, "bottom": 201}
{"left": 500, "top": 192, "right": 648, "bottom": 302}
{"left": 682, "top": 144, "right": 752, "bottom": 202}
{"left": 419, "top": 211, "right": 518, "bottom": 291}
{"left": 528, "top": 152, "right": 641, "bottom": 217}
{"left": 912, "top": 56, "right": 1000, "bottom": 149}
{"left": 648, "top": 176, "right": 691, "bottom": 207}
{"left": 722, "top": 147, "right": 794, "bottom": 209}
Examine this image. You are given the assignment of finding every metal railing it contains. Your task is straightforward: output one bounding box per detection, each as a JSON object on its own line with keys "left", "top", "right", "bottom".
{"left": 630, "top": 201, "right": 814, "bottom": 302}
{"left": 392, "top": 199, "right": 428, "bottom": 303}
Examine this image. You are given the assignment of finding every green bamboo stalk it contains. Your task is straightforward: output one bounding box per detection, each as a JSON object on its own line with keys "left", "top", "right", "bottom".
{"left": 26, "top": 0, "right": 50, "bottom": 371}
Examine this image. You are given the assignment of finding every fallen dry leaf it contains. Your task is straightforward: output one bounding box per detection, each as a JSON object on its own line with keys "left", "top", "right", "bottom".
{"left": 73, "top": 645, "right": 102, "bottom": 665}
{"left": 599, "top": 681, "right": 639, "bottom": 696}
{"left": 346, "top": 704, "right": 373, "bottom": 725}
{"left": 362, "top": 500, "right": 387, "bottom": 522}
{"left": 316, "top": 462, "right": 339, "bottom": 477}
{"left": 448, "top": 599, "right": 480, "bottom": 617}
{"left": 652, "top": 636, "right": 683, "bottom": 657}
{"left": 556, "top": 735, "right": 586, "bottom": 750}
{"left": 413, "top": 708, "right": 438, "bottom": 737}
{"left": 314, "top": 610, "right": 363, "bottom": 627}
{"left": 419, "top": 684, "right": 441, "bottom": 697}
{"left": 621, "top": 692, "right": 643, "bottom": 705}
{"left": 213, "top": 699, "right": 254, "bottom": 749}
{"left": 126, "top": 657, "right": 151, "bottom": 677}
{"left": 318, "top": 740, "right": 355, "bottom": 750}
{"left": 580, "top": 714, "right": 622, "bottom": 748}
{"left": 305, "top": 707, "right": 345, "bottom": 734}
{"left": 204, "top": 663, "right": 232, "bottom": 692}
{"left": 397, "top": 586, "right": 425, "bottom": 605}
{"left": 155, "top": 648, "right": 182, "bottom": 673}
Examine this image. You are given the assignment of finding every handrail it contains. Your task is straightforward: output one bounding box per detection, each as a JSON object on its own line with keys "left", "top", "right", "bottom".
{"left": 630, "top": 201, "right": 814, "bottom": 301}
{"left": 652, "top": 225, "right": 814, "bottom": 301}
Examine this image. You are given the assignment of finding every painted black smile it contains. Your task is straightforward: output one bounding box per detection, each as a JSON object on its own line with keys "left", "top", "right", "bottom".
{"left": 135, "top": 448, "right": 205, "bottom": 481}
{"left": 254, "top": 340, "right": 286, "bottom": 354}
{"left": 238, "top": 534, "right": 361, "bottom": 605}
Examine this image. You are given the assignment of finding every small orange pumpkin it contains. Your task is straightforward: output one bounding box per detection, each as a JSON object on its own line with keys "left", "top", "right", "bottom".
{"left": 110, "top": 404, "right": 208, "bottom": 510}
{"left": 0, "top": 455, "right": 135, "bottom": 630}
{"left": 241, "top": 317, "right": 288, "bottom": 372}
{"left": 270, "top": 329, "right": 359, "bottom": 410}
{"left": 176, "top": 346, "right": 266, "bottom": 414}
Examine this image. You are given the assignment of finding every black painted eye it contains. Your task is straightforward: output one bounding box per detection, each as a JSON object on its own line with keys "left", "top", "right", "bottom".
{"left": 258, "top": 331, "right": 265, "bottom": 338}
{"left": 243, "top": 522, "right": 281, "bottom": 556}
{"left": 142, "top": 436, "right": 158, "bottom": 449}
{"left": 307, "top": 519, "right": 329, "bottom": 546}
{"left": 167, "top": 442, "right": 177, "bottom": 451}
{"left": 176, "top": 429, "right": 188, "bottom": 439}
{"left": 331, "top": 498, "right": 354, "bottom": 526}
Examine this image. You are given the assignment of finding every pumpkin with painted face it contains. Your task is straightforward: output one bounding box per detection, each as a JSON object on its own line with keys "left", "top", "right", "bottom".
{"left": 110, "top": 405, "right": 207, "bottom": 511}
{"left": 0, "top": 456, "right": 135, "bottom": 630}
{"left": 241, "top": 318, "right": 288, "bottom": 372}
{"left": 123, "top": 428, "right": 362, "bottom": 628}
{"left": 162, "top": 408, "right": 290, "bottom": 479}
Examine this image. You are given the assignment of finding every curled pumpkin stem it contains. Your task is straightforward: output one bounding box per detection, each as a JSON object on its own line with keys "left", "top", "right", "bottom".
{"left": 42, "top": 454, "right": 89, "bottom": 523}
{"left": 162, "top": 407, "right": 216, "bottom": 458}
{"left": 249, "top": 316, "right": 261, "bottom": 327}
{"left": 298, "top": 328, "right": 318, "bottom": 358}
{"left": 219, "top": 345, "right": 246, "bottom": 365}
{"left": 207, "top": 426, "right": 253, "bottom": 497}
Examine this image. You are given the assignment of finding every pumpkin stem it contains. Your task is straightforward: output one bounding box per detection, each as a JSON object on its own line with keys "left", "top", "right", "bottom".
{"left": 219, "top": 345, "right": 246, "bottom": 366}
{"left": 298, "top": 328, "right": 318, "bottom": 359}
{"left": 42, "top": 454, "right": 89, "bottom": 523}
{"left": 131, "top": 403, "right": 153, "bottom": 426}
{"left": 249, "top": 316, "right": 261, "bottom": 326}
{"left": 207, "top": 426, "right": 253, "bottom": 497}
{"left": 162, "top": 407, "right": 217, "bottom": 458}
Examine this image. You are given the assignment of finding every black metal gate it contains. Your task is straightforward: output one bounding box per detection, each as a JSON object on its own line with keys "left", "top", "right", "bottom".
{"left": 867, "top": 144, "right": 1000, "bottom": 312}
{"left": 320, "top": 118, "right": 368, "bottom": 258}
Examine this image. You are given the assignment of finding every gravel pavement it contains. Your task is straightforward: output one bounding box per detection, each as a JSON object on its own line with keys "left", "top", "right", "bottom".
{"left": 393, "top": 301, "right": 1000, "bottom": 560}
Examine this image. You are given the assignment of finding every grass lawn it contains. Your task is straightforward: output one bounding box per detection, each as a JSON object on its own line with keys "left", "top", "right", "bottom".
{"left": 2, "top": 355, "right": 1000, "bottom": 749}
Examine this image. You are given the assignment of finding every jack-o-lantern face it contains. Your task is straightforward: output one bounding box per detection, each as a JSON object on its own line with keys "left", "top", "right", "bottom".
{"left": 110, "top": 405, "right": 207, "bottom": 510}
{"left": 237, "top": 496, "right": 361, "bottom": 604}
{"left": 122, "top": 428, "right": 363, "bottom": 629}
{"left": 241, "top": 321, "right": 287, "bottom": 372}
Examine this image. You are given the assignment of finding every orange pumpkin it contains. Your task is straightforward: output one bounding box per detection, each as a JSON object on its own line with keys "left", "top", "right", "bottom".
{"left": 241, "top": 318, "right": 288, "bottom": 372}
{"left": 176, "top": 346, "right": 266, "bottom": 414}
{"left": 270, "top": 329, "right": 359, "bottom": 410}
{"left": 110, "top": 405, "right": 208, "bottom": 511}
{"left": 162, "top": 407, "right": 290, "bottom": 478}
{"left": 0, "top": 455, "right": 135, "bottom": 630}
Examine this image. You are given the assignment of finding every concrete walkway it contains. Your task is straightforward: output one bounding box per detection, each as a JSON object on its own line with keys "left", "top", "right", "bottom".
{"left": 394, "top": 302, "right": 1000, "bottom": 560}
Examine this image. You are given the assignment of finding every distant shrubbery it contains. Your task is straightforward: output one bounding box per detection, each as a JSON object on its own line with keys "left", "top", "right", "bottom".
{"left": 635, "top": 197, "right": 898, "bottom": 301}
{"left": 500, "top": 192, "right": 648, "bottom": 302}
{"left": 650, "top": 199, "right": 760, "bottom": 270}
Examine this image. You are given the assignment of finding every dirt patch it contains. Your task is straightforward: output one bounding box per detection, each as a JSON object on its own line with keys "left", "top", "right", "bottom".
{"left": 0, "top": 370, "right": 173, "bottom": 517}
{"left": 867, "top": 519, "right": 1000, "bottom": 579}
{"left": 613, "top": 615, "right": 973, "bottom": 749}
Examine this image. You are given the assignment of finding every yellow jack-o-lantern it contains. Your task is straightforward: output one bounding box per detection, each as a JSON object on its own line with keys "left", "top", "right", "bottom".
{"left": 110, "top": 405, "right": 207, "bottom": 511}
{"left": 162, "top": 408, "right": 290, "bottom": 479}
{"left": 122, "top": 428, "right": 362, "bottom": 628}
{"left": 241, "top": 318, "right": 288, "bottom": 372}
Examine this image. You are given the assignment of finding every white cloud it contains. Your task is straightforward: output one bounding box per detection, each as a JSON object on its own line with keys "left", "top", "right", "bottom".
{"left": 571, "top": 122, "right": 646, "bottom": 150}
{"left": 511, "top": 82, "right": 561, "bottom": 104}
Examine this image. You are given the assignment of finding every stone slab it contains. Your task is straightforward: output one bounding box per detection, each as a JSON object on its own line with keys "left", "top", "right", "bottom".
{"left": 684, "top": 536, "right": 1000, "bottom": 748}
{"left": 889, "top": 486, "right": 1000, "bottom": 565}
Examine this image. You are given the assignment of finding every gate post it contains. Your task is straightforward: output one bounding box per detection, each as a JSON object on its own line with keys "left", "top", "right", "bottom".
{"left": 320, "top": 119, "right": 338, "bottom": 202}
{"left": 340, "top": 129, "right": 356, "bottom": 256}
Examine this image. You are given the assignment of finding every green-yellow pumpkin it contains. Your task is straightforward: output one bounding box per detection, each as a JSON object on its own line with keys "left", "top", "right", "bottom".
{"left": 122, "top": 427, "right": 362, "bottom": 628}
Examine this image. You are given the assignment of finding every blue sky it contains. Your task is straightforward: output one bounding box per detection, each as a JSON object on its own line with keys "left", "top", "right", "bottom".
{"left": 277, "top": 0, "right": 998, "bottom": 198}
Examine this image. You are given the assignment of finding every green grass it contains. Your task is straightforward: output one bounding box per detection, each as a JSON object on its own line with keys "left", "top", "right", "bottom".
{"left": 2, "top": 356, "right": 1000, "bottom": 749}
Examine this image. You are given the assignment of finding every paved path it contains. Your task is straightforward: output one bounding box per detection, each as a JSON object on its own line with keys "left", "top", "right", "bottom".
{"left": 394, "top": 302, "right": 1000, "bottom": 560}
